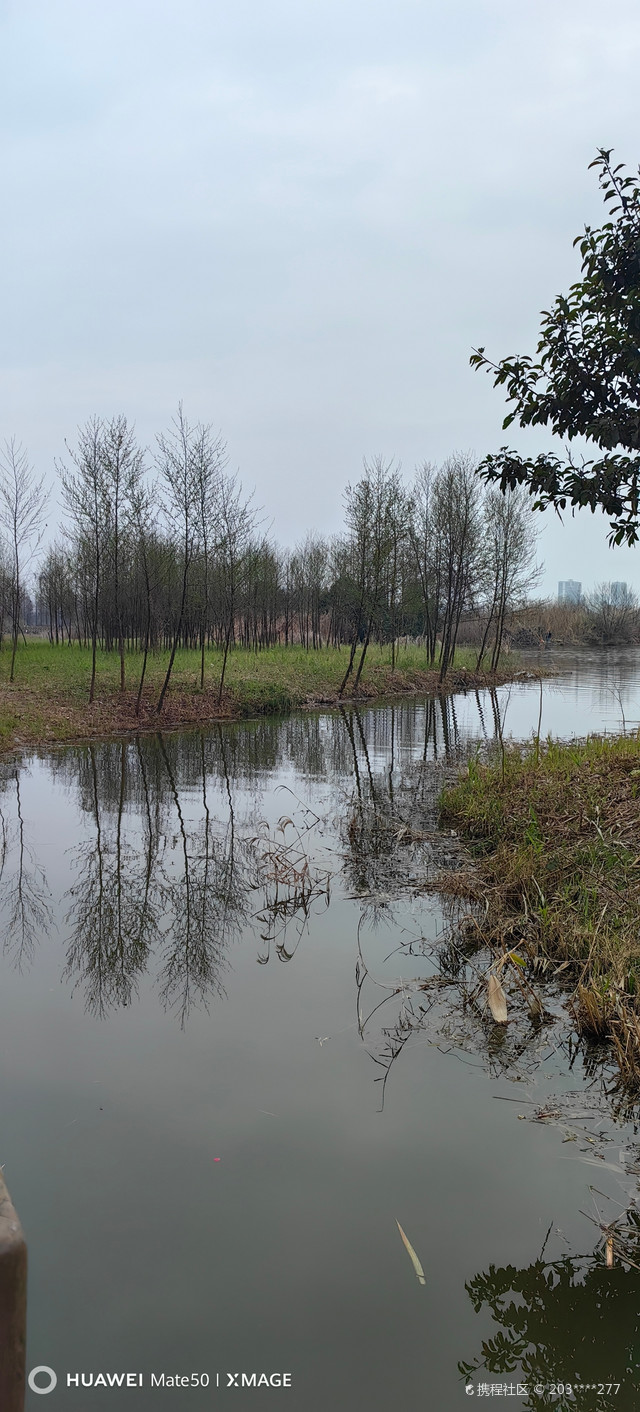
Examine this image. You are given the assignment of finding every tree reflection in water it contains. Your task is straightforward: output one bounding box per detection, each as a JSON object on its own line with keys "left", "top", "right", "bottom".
{"left": 339, "top": 699, "right": 464, "bottom": 908}
{"left": 0, "top": 691, "right": 625, "bottom": 1111}
{"left": 0, "top": 692, "right": 588, "bottom": 1074}
{"left": 339, "top": 699, "right": 519, "bottom": 1105}
{"left": 336, "top": 695, "right": 636, "bottom": 1109}
{"left": 62, "top": 732, "right": 256, "bottom": 1023}
{"left": 4, "top": 706, "right": 640, "bottom": 1401}
{"left": 64, "top": 741, "right": 165, "bottom": 1017}
{"left": 156, "top": 733, "right": 231, "bottom": 1022}
{"left": 15, "top": 704, "right": 459, "bottom": 1026}
{"left": 52, "top": 726, "right": 332, "bottom": 1021}
{"left": 0, "top": 763, "right": 52, "bottom": 969}
{"left": 459, "top": 1210, "right": 640, "bottom": 1410}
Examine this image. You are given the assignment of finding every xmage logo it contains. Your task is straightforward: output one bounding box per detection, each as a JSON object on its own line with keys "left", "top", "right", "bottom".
{"left": 226, "top": 1373, "right": 292, "bottom": 1388}
{"left": 28, "top": 1367, "right": 58, "bottom": 1395}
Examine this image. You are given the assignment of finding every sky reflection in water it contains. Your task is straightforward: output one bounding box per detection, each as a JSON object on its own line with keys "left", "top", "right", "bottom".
{"left": 3, "top": 650, "right": 640, "bottom": 1409}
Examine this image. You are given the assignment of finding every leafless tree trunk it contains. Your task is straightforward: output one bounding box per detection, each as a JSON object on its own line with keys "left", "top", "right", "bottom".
{"left": 478, "top": 486, "right": 541, "bottom": 670}
{"left": 338, "top": 457, "right": 402, "bottom": 696}
{"left": 156, "top": 406, "right": 198, "bottom": 714}
{"left": 217, "top": 473, "right": 255, "bottom": 706}
{"left": 408, "top": 462, "right": 442, "bottom": 667}
{"left": 101, "top": 416, "right": 146, "bottom": 691}
{"left": 0, "top": 439, "right": 47, "bottom": 682}
{"left": 432, "top": 455, "right": 483, "bottom": 682}
{"left": 130, "top": 484, "right": 155, "bottom": 715}
{"left": 59, "top": 418, "right": 106, "bottom": 703}
{"left": 192, "top": 425, "right": 227, "bottom": 690}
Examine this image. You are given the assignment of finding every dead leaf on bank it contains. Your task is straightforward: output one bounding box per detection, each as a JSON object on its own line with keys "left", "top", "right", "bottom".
{"left": 487, "top": 973, "right": 508, "bottom": 1024}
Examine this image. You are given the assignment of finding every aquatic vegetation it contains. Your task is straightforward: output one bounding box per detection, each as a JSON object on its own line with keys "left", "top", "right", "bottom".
{"left": 440, "top": 734, "right": 640, "bottom": 1089}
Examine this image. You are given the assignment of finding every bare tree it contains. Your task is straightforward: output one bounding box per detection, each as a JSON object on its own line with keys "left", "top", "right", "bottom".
{"left": 129, "top": 480, "right": 156, "bottom": 714}
{"left": 585, "top": 582, "right": 639, "bottom": 645}
{"left": 155, "top": 406, "right": 199, "bottom": 714}
{"left": 432, "top": 454, "right": 483, "bottom": 681}
{"left": 0, "top": 439, "right": 47, "bottom": 681}
{"left": 59, "top": 418, "right": 107, "bottom": 702}
{"left": 304, "top": 534, "right": 330, "bottom": 649}
{"left": 34, "top": 413, "right": 552, "bottom": 681}
{"left": 0, "top": 537, "right": 14, "bottom": 646}
{"left": 385, "top": 481, "right": 409, "bottom": 670}
{"left": 38, "top": 543, "right": 74, "bottom": 645}
{"left": 216, "top": 472, "right": 256, "bottom": 705}
{"left": 192, "top": 425, "right": 227, "bottom": 689}
{"left": 408, "top": 462, "right": 442, "bottom": 666}
{"left": 100, "top": 416, "right": 146, "bottom": 691}
{"left": 289, "top": 535, "right": 328, "bottom": 648}
{"left": 338, "top": 456, "right": 402, "bottom": 696}
{"left": 477, "top": 485, "right": 541, "bottom": 670}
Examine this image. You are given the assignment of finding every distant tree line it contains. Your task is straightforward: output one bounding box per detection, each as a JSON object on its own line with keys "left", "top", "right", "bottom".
{"left": 0, "top": 410, "right": 542, "bottom": 706}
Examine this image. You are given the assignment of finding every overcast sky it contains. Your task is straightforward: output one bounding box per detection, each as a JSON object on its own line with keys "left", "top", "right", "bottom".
{"left": 2, "top": 0, "right": 640, "bottom": 595}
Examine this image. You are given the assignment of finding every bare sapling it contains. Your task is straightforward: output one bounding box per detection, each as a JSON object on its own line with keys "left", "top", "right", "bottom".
{"left": 0, "top": 439, "right": 48, "bottom": 682}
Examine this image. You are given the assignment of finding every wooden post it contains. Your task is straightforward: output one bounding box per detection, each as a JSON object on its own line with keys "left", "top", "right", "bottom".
{"left": 0, "top": 1171, "right": 26, "bottom": 1412}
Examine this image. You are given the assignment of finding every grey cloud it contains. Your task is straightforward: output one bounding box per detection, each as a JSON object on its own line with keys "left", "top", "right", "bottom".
{"left": 1, "top": 0, "right": 640, "bottom": 589}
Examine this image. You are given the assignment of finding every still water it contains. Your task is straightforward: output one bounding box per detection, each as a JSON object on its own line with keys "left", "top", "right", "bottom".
{"left": 4, "top": 649, "right": 640, "bottom": 1410}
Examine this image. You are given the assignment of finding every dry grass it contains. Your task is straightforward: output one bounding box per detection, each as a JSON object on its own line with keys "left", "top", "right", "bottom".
{"left": 439, "top": 734, "right": 640, "bottom": 1087}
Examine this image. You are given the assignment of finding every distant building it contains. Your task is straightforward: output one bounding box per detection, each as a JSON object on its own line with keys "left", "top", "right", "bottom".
{"left": 558, "top": 580, "right": 582, "bottom": 605}
{"left": 610, "top": 581, "right": 628, "bottom": 605}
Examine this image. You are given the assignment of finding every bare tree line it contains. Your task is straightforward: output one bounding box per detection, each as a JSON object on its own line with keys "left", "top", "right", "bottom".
{"left": 0, "top": 411, "right": 542, "bottom": 706}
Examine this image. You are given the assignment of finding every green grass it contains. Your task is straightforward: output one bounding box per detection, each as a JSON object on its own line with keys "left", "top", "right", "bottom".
{"left": 0, "top": 639, "right": 483, "bottom": 702}
{"left": 0, "top": 638, "right": 514, "bottom": 753}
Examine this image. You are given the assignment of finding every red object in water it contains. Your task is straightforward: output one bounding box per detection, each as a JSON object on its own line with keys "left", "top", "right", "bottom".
{"left": 214, "top": 1157, "right": 221, "bottom": 1162}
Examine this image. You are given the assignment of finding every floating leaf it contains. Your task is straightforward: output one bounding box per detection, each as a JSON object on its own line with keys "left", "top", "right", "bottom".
{"left": 487, "top": 974, "right": 508, "bottom": 1024}
{"left": 396, "top": 1220, "right": 426, "bottom": 1285}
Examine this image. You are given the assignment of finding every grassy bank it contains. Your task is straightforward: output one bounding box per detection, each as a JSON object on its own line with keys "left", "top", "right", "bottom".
{"left": 0, "top": 640, "right": 522, "bottom": 755}
{"left": 439, "top": 734, "right": 640, "bottom": 1087}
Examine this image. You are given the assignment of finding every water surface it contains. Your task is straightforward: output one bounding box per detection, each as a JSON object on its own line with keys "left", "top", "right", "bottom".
{"left": 4, "top": 648, "right": 640, "bottom": 1410}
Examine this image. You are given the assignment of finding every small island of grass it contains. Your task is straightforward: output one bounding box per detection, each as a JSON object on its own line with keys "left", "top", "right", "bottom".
{"left": 0, "top": 640, "right": 524, "bottom": 756}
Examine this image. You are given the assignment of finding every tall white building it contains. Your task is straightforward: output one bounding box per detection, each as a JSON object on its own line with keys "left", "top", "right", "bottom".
{"left": 610, "top": 581, "right": 628, "bottom": 605}
{"left": 558, "top": 580, "right": 582, "bottom": 604}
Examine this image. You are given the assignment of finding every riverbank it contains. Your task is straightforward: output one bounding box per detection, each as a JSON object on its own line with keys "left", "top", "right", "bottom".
{"left": 439, "top": 733, "right": 640, "bottom": 1087}
{"left": 0, "top": 641, "right": 530, "bottom": 756}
